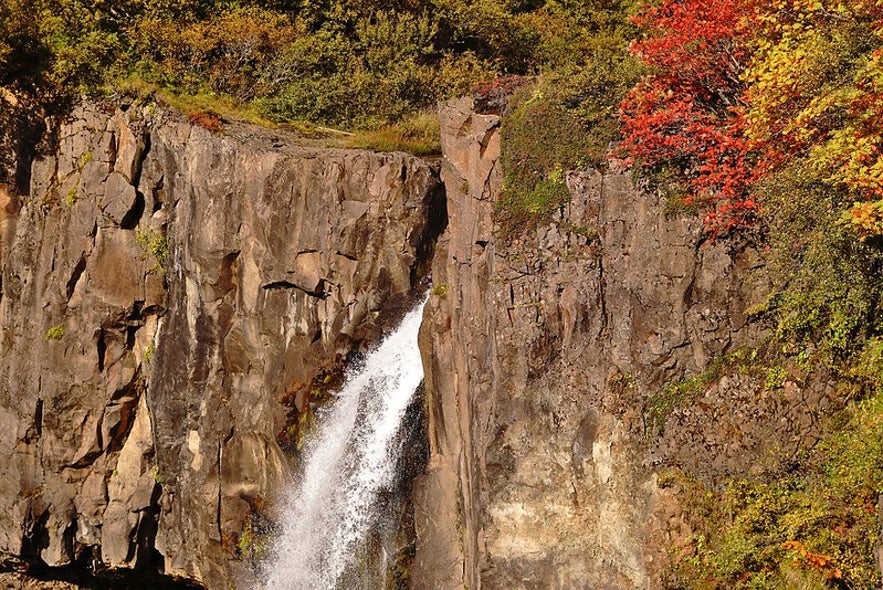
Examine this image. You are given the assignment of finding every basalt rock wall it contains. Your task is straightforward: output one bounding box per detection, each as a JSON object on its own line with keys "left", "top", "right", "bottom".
{"left": 0, "top": 100, "right": 444, "bottom": 589}
{"left": 412, "top": 97, "right": 835, "bottom": 589}
{"left": 0, "top": 94, "right": 840, "bottom": 590}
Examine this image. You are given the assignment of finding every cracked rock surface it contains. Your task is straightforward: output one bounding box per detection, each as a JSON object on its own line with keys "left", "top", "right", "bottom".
{"left": 0, "top": 101, "right": 444, "bottom": 589}
{"left": 411, "top": 97, "right": 830, "bottom": 590}
{"left": 0, "top": 95, "right": 841, "bottom": 590}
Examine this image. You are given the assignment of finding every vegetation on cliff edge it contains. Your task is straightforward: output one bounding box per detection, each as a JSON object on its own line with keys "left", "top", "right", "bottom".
{"left": 0, "top": 0, "right": 638, "bottom": 154}
{"left": 623, "top": 1, "right": 883, "bottom": 587}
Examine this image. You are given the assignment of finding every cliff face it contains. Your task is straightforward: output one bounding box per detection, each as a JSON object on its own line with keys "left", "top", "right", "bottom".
{"left": 412, "top": 98, "right": 834, "bottom": 589}
{"left": 0, "top": 95, "right": 846, "bottom": 590}
{"left": 0, "top": 101, "right": 443, "bottom": 588}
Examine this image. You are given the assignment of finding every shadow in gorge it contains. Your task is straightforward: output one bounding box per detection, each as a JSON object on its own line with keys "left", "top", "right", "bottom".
{"left": 373, "top": 381, "right": 430, "bottom": 590}
{"left": 1, "top": 555, "right": 206, "bottom": 590}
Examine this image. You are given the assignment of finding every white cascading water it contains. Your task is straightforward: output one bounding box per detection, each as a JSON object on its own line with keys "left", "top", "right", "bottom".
{"left": 263, "top": 298, "right": 426, "bottom": 590}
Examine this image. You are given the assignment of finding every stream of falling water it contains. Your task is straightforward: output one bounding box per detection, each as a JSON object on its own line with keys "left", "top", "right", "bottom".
{"left": 263, "top": 299, "right": 426, "bottom": 589}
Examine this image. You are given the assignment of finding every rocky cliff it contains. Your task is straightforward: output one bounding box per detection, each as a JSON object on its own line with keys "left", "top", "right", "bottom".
{"left": 412, "top": 97, "right": 839, "bottom": 589}
{"left": 0, "top": 94, "right": 848, "bottom": 590}
{"left": 0, "top": 100, "right": 443, "bottom": 589}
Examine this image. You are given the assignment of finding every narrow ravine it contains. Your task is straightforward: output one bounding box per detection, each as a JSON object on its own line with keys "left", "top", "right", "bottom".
{"left": 262, "top": 299, "right": 427, "bottom": 589}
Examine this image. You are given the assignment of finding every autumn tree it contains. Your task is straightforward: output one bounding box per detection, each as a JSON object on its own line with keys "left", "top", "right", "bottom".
{"left": 617, "top": 0, "right": 760, "bottom": 237}
{"left": 741, "top": 0, "right": 883, "bottom": 241}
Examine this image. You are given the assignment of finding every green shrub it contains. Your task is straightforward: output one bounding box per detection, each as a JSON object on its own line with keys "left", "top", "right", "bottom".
{"left": 255, "top": 11, "right": 459, "bottom": 129}
{"left": 646, "top": 370, "right": 719, "bottom": 437}
{"left": 759, "top": 161, "right": 883, "bottom": 360}
{"left": 135, "top": 227, "right": 170, "bottom": 268}
{"left": 77, "top": 151, "right": 92, "bottom": 169}
{"left": 129, "top": 6, "right": 295, "bottom": 101}
{"left": 143, "top": 341, "right": 155, "bottom": 365}
{"left": 493, "top": 0, "right": 641, "bottom": 236}
{"left": 763, "top": 366, "right": 789, "bottom": 390}
{"left": 495, "top": 86, "right": 596, "bottom": 233}
{"left": 0, "top": 1, "right": 48, "bottom": 91}
{"left": 45, "top": 323, "right": 65, "bottom": 341}
{"left": 236, "top": 517, "right": 268, "bottom": 561}
{"left": 643, "top": 349, "right": 763, "bottom": 436}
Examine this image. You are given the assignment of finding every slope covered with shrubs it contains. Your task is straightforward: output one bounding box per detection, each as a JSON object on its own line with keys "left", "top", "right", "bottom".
{"left": 0, "top": 1, "right": 634, "bottom": 130}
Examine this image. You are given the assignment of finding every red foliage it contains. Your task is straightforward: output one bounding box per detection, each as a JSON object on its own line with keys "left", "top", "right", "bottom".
{"left": 631, "top": 0, "right": 750, "bottom": 97}
{"left": 472, "top": 75, "right": 531, "bottom": 115}
{"left": 617, "top": 0, "right": 761, "bottom": 238}
{"left": 187, "top": 110, "right": 224, "bottom": 133}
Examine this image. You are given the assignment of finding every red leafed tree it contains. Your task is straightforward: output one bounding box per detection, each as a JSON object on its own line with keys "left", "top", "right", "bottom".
{"left": 618, "top": 0, "right": 761, "bottom": 237}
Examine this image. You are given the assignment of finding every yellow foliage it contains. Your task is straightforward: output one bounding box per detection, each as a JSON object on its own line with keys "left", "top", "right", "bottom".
{"left": 744, "top": 0, "right": 883, "bottom": 224}
{"left": 839, "top": 199, "right": 883, "bottom": 240}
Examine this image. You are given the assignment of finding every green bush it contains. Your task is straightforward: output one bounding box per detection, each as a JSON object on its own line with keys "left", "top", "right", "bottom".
{"left": 135, "top": 227, "right": 170, "bottom": 268}
{"left": 256, "top": 11, "right": 467, "bottom": 128}
{"left": 125, "top": 3, "right": 516, "bottom": 130}
{"left": 646, "top": 369, "right": 721, "bottom": 437}
{"left": 45, "top": 323, "right": 65, "bottom": 341}
{"left": 758, "top": 161, "right": 883, "bottom": 360}
{"left": 492, "top": 0, "right": 641, "bottom": 236}
{"left": 129, "top": 6, "right": 295, "bottom": 101}
{"left": 0, "top": 0, "right": 48, "bottom": 91}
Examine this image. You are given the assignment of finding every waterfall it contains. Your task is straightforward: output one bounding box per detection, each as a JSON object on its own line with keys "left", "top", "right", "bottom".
{"left": 263, "top": 299, "right": 426, "bottom": 589}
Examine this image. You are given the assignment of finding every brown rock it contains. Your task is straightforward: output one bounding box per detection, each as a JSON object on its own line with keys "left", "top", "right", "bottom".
{"left": 413, "top": 97, "right": 773, "bottom": 589}
{"left": 0, "top": 99, "right": 444, "bottom": 589}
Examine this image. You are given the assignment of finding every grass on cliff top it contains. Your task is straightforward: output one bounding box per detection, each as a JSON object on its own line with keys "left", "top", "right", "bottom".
{"left": 344, "top": 111, "right": 441, "bottom": 156}
{"left": 115, "top": 78, "right": 286, "bottom": 127}
{"left": 113, "top": 78, "right": 440, "bottom": 155}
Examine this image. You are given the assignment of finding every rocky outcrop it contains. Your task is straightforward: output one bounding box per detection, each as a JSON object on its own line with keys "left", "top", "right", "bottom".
{"left": 412, "top": 97, "right": 827, "bottom": 588}
{"left": 0, "top": 100, "right": 444, "bottom": 588}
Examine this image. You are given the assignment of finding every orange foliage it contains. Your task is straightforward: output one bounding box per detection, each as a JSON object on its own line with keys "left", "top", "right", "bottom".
{"left": 781, "top": 540, "right": 844, "bottom": 580}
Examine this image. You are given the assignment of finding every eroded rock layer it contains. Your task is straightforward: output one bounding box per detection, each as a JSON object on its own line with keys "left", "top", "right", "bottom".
{"left": 0, "top": 101, "right": 443, "bottom": 589}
